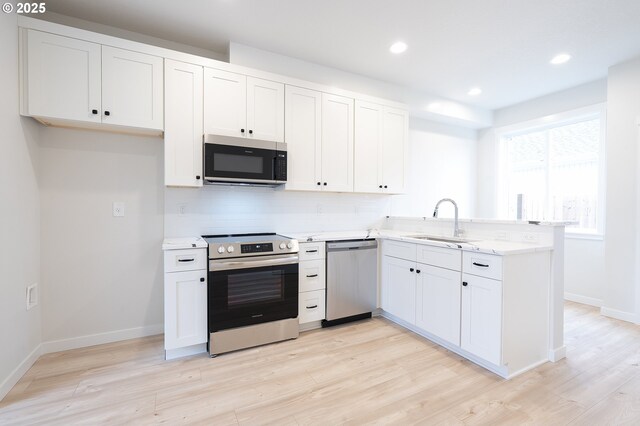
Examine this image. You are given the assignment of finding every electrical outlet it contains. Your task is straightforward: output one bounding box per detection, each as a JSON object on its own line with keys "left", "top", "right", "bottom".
{"left": 178, "top": 203, "right": 188, "bottom": 216}
{"left": 113, "top": 202, "right": 125, "bottom": 217}
{"left": 26, "top": 283, "right": 38, "bottom": 310}
{"left": 523, "top": 232, "right": 539, "bottom": 243}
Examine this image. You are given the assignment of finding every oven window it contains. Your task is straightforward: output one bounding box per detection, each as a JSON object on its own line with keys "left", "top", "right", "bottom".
{"left": 227, "top": 270, "right": 284, "bottom": 307}
{"left": 214, "top": 153, "right": 264, "bottom": 174}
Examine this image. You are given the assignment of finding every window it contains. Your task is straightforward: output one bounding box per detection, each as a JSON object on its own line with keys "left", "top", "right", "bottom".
{"left": 497, "top": 105, "right": 605, "bottom": 236}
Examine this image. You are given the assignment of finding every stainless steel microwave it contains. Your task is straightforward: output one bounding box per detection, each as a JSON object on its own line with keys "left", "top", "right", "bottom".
{"left": 203, "top": 135, "right": 287, "bottom": 186}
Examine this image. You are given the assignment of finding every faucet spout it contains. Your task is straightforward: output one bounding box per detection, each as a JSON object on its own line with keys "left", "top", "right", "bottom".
{"left": 432, "top": 198, "right": 461, "bottom": 238}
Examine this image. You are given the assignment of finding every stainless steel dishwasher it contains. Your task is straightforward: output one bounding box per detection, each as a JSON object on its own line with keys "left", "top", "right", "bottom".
{"left": 323, "top": 239, "right": 378, "bottom": 327}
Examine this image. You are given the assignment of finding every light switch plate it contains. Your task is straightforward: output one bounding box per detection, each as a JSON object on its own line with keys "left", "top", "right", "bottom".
{"left": 26, "top": 283, "right": 37, "bottom": 310}
{"left": 113, "top": 202, "right": 125, "bottom": 217}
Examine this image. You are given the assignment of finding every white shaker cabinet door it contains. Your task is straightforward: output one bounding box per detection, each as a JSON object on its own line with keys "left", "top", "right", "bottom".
{"left": 415, "top": 264, "right": 462, "bottom": 346}
{"left": 461, "top": 273, "right": 502, "bottom": 365}
{"left": 24, "top": 29, "right": 102, "bottom": 123}
{"left": 321, "top": 93, "right": 354, "bottom": 192}
{"left": 164, "top": 59, "right": 204, "bottom": 187}
{"left": 247, "top": 77, "right": 284, "bottom": 142}
{"left": 204, "top": 68, "right": 247, "bottom": 138}
{"left": 101, "top": 46, "right": 164, "bottom": 130}
{"left": 164, "top": 270, "right": 208, "bottom": 350}
{"left": 284, "top": 86, "right": 322, "bottom": 191}
{"left": 381, "top": 106, "right": 408, "bottom": 194}
{"left": 354, "top": 100, "right": 383, "bottom": 193}
{"left": 381, "top": 255, "right": 416, "bottom": 325}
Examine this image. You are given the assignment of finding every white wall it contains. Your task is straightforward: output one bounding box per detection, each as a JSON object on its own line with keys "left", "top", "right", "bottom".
{"left": 603, "top": 57, "right": 640, "bottom": 321}
{"left": 0, "top": 12, "right": 42, "bottom": 398}
{"left": 475, "top": 79, "right": 608, "bottom": 306}
{"left": 39, "top": 127, "right": 165, "bottom": 344}
{"left": 166, "top": 117, "right": 478, "bottom": 237}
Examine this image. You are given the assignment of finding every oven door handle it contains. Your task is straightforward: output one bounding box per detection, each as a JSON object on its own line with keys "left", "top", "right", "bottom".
{"left": 209, "top": 254, "right": 299, "bottom": 271}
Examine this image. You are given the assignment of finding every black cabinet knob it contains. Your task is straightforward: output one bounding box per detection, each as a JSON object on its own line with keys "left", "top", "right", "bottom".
{"left": 196, "top": 176, "right": 201, "bottom": 180}
{"left": 91, "top": 109, "right": 98, "bottom": 115}
{"left": 410, "top": 268, "right": 414, "bottom": 272}
{"left": 200, "top": 277, "right": 205, "bottom": 282}
{"left": 104, "top": 111, "right": 110, "bottom": 116}
{"left": 317, "top": 182, "right": 321, "bottom": 186}
{"left": 249, "top": 129, "right": 253, "bottom": 134}
{"left": 240, "top": 128, "right": 245, "bottom": 133}
{"left": 384, "top": 185, "right": 388, "bottom": 189}
{"left": 323, "top": 182, "right": 327, "bottom": 186}
{"left": 379, "top": 185, "right": 382, "bottom": 188}
{"left": 416, "top": 269, "right": 421, "bottom": 274}
{"left": 462, "top": 281, "right": 468, "bottom": 287}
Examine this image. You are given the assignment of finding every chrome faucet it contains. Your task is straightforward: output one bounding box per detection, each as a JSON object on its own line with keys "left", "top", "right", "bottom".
{"left": 433, "top": 198, "right": 461, "bottom": 237}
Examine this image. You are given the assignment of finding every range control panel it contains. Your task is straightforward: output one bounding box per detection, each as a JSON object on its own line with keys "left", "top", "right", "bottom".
{"left": 241, "top": 243, "right": 273, "bottom": 254}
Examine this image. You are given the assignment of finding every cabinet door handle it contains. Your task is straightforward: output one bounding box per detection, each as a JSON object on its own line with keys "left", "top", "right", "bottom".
{"left": 379, "top": 185, "right": 383, "bottom": 188}
{"left": 196, "top": 175, "right": 201, "bottom": 180}
{"left": 306, "top": 305, "right": 318, "bottom": 309}
{"left": 462, "top": 281, "right": 468, "bottom": 287}
{"left": 416, "top": 269, "right": 421, "bottom": 274}
{"left": 317, "top": 182, "right": 321, "bottom": 186}
{"left": 104, "top": 111, "right": 110, "bottom": 116}
{"left": 200, "top": 277, "right": 205, "bottom": 282}
{"left": 305, "top": 250, "right": 318, "bottom": 253}
{"left": 409, "top": 268, "right": 414, "bottom": 272}
{"left": 240, "top": 128, "right": 245, "bottom": 133}
{"left": 384, "top": 185, "right": 388, "bottom": 189}
{"left": 472, "top": 262, "right": 489, "bottom": 268}
{"left": 177, "top": 258, "right": 195, "bottom": 262}
{"left": 249, "top": 129, "right": 253, "bottom": 134}
{"left": 323, "top": 182, "right": 327, "bottom": 186}
{"left": 306, "top": 274, "right": 318, "bottom": 278}
{"left": 91, "top": 109, "right": 98, "bottom": 115}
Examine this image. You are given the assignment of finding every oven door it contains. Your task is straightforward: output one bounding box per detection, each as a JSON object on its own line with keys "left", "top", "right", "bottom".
{"left": 204, "top": 137, "right": 278, "bottom": 184}
{"left": 208, "top": 254, "right": 299, "bottom": 332}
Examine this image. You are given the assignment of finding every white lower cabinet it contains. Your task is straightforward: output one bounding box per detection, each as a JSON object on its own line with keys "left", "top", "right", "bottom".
{"left": 381, "top": 255, "right": 416, "bottom": 325}
{"left": 460, "top": 273, "right": 502, "bottom": 365}
{"left": 163, "top": 245, "right": 208, "bottom": 359}
{"left": 416, "top": 264, "right": 461, "bottom": 346}
{"left": 298, "top": 242, "right": 326, "bottom": 325}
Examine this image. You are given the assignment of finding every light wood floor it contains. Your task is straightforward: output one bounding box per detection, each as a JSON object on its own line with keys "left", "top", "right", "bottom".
{"left": 1, "top": 302, "right": 640, "bottom": 425}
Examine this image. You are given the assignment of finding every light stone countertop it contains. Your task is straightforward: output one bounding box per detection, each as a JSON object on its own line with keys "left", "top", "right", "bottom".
{"left": 162, "top": 237, "right": 207, "bottom": 251}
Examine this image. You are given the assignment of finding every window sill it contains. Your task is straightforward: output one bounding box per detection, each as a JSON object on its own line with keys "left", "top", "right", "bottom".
{"left": 565, "top": 232, "right": 604, "bottom": 241}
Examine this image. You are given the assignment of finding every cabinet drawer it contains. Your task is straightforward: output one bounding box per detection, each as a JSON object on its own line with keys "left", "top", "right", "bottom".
{"left": 416, "top": 244, "right": 461, "bottom": 271}
{"left": 299, "top": 259, "right": 326, "bottom": 292}
{"left": 463, "top": 252, "right": 502, "bottom": 280}
{"left": 299, "top": 290, "right": 326, "bottom": 324}
{"left": 382, "top": 240, "right": 416, "bottom": 261}
{"left": 164, "top": 248, "right": 207, "bottom": 272}
{"left": 299, "top": 242, "right": 326, "bottom": 261}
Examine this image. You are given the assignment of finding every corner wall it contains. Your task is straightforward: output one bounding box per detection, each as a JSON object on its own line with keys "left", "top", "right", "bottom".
{"left": 0, "top": 12, "right": 42, "bottom": 399}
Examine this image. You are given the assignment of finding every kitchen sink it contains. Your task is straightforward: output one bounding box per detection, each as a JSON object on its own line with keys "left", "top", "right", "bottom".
{"left": 406, "top": 235, "right": 476, "bottom": 244}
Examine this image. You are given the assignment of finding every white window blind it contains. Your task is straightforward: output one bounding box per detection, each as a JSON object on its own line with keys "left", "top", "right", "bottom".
{"left": 501, "top": 111, "right": 604, "bottom": 235}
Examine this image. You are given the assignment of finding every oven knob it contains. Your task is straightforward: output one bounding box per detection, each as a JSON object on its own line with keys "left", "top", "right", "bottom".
{"left": 217, "top": 246, "right": 225, "bottom": 254}
{"left": 279, "top": 243, "right": 286, "bottom": 250}
{"left": 227, "top": 246, "right": 235, "bottom": 253}
{"left": 287, "top": 242, "right": 293, "bottom": 249}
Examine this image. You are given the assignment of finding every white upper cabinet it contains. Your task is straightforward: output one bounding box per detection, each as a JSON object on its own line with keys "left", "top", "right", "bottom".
{"left": 204, "top": 70, "right": 284, "bottom": 142}
{"left": 23, "top": 29, "right": 102, "bottom": 123}
{"left": 21, "top": 29, "right": 163, "bottom": 132}
{"left": 203, "top": 68, "right": 247, "bottom": 138}
{"left": 102, "top": 46, "right": 164, "bottom": 130}
{"left": 285, "top": 86, "right": 322, "bottom": 191}
{"left": 354, "top": 101, "right": 383, "bottom": 193}
{"left": 381, "top": 106, "right": 409, "bottom": 194}
{"left": 321, "top": 93, "right": 354, "bottom": 192}
{"left": 354, "top": 101, "right": 408, "bottom": 194}
{"left": 164, "top": 59, "right": 204, "bottom": 188}
{"left": 247, "top": 77, "right": 284, "bottom": 142}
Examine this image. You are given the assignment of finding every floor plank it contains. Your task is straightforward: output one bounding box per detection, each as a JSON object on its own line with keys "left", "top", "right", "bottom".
{"left": 1, "top": 302, "right": 639, "bottom": 425}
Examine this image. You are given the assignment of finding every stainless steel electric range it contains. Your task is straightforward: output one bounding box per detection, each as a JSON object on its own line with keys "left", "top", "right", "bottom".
{"left": 203, "top": 233, "right": 300, "bottom": 356}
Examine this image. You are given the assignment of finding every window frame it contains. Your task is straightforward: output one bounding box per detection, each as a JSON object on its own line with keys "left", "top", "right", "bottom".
{"left": 495, "top": 103, "right": 607, "bottom": 238}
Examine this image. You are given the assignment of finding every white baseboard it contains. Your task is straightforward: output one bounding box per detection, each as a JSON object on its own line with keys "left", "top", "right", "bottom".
{"left": 0, "top": 343, "right": 42, "bottom": 402}
{"left": 40, "top": 323, "right": 164, "bottom": 355}
{"left": 601, "top": 306, "right": 637, "bottom": 324}
{"left": 548, "top": 346, "right": 567, "bottom": 362}
{"left": 564, "top": 292, "right": 602, "bottom": 307}
{"left": 165, "top": 343, "right": 207, "bottom": 360}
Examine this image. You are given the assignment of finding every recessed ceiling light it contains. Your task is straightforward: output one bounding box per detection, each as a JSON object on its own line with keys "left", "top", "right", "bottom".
{"left": 389, "top": 41, "right": 407, "bottom": 54}
{"left": 550, "top": 53, "right": 571, "bottom": 65}
{"left": 467, "top": 87, "right": 482, "bottom": 96}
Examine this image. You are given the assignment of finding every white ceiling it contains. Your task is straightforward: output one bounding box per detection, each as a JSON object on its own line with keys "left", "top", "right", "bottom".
{"left": 46, "top": 0, "right": 640, "bottom": 110}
